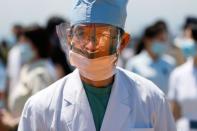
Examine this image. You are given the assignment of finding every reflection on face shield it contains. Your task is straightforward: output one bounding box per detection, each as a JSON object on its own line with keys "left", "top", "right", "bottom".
{"left": 57, "top": 23, "right": 121, "bottom": 59}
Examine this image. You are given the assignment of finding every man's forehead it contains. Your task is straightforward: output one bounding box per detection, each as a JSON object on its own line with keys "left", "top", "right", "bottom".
{"left": 72, "top": 23, "right": 119, "bottom": 31}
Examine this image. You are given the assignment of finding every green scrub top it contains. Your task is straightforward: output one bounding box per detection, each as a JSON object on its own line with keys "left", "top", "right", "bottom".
{"left": 83, "top": 82, "right": 112, "bottom": 131}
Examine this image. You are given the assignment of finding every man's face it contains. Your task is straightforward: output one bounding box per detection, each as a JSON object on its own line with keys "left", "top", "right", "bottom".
{"left": 68, "top": 23, "right": 121, "bottom": 59}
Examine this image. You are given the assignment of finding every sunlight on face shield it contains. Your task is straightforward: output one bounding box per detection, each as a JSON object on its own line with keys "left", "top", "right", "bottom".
{"left": 58, "top": 23, "right": 122, "bottom": 59}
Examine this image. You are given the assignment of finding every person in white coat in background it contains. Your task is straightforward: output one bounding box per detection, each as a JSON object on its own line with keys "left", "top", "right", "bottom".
{"left": 18, "top": 0, "right": 176, "bottom": 131}
{"left": 168, "top": 22, "right": 197, "bottom": 131}
{"left": 0, "top": 26, "right": 57, "bottom": 131}
{"left": 126, "top": 24, "right": 176, "bottom": 94}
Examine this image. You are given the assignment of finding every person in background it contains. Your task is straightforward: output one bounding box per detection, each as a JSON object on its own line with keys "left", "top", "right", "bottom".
{"left": 46, "top": 16, "right": 72, "bottom": 78}
{"left": 7, "top": 24, "right": 24, "bottom": 100}
{"left": 0, "top": 26, "right": 57, "bottom": 131}
{"left": 173, "top": 17, "right": 197, "bottom": 65}
{"left": 0, "top": 40, "right": 9, "bottom": 108}
{"left": 154, "top": 20, "right": 183, "bottom": 67}
{"left": 168, "top": 23, "right": 197, "bottom": 131}
{"left": 0, "top": 55, "right": 7, "bottom": 108}
{"left": 126, "top": 23, "right": 176, "bottom": 94}
{"left": 18, "top": 0, "right": 175, "bottom": 131}
{"left": 0, "top": 40, "right": 10, "bottom": 65}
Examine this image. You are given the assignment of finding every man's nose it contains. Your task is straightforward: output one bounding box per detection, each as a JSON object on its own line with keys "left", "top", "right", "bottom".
{"left": 85, "top": 36, "right": 97, "bottom": 52}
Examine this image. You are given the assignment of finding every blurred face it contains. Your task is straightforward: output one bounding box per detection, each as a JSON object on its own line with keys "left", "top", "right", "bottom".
{"left": 184, "top": 27, "right": 192, "bottom": 39}
{"left": 146, "top": 32, "right": 168, "bottom": 57}
{"left": 17, "top": 35, "right": 37, "bottom": 63}
{"left": 19, "top": 36, "right": 35, "bottom": 50}
{"left": 68, "top": 23, "right": 122, "bottom": 59}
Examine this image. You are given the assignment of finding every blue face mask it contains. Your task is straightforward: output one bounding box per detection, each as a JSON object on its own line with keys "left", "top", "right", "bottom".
{"left": 19, "top": 43, "right": 36, "bottom": 64}
{"left": 6, "top": 33, "right": 17, "bottom": 48}
{"left": 179, "top": 41, "right": 197, "bottom": 59}
{"left": 151, "top": 41, "right": 168, "bottom": 56}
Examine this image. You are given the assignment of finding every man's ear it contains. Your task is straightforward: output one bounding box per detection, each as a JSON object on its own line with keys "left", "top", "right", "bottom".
{"left": 118, "top": 32, "right": 131, "bottom": 53}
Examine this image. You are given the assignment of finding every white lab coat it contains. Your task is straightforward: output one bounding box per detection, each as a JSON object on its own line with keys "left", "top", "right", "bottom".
{"left": 18, "top": 67, "right": 176, "bottom": 131}
{"left": 168, "top": 58, "right": 197, "bottom": 131}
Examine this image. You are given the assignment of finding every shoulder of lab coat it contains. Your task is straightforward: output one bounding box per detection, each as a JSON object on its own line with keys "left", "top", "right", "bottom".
{"left": 118, "top": 67, "right": 176, "bottom": 131}
{"left": 18, "top": 74, "right": 71, "bottom": 131}
{"left": 18, "top": 67, "right": 176, "bottom": 131}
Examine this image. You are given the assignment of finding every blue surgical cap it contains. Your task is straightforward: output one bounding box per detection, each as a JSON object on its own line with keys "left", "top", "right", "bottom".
{"left": 70, "top": 0, "right": 128, "bottom": 30}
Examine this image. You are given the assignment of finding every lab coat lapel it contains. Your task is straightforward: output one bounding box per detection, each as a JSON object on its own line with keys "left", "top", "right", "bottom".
{"left": 101, "top": 68, "right": 135, "bottom": 131}
{"left": 63, "top": 69, "right": 96, "bottom": 131}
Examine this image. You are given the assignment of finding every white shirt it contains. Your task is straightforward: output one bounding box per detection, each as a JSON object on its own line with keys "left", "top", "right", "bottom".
{"left": 168, "top": 58, "right": 197, "bottom": 120}
{"left": 18, "top": 67, "right": 176, "bottom": 131}
{"left": 7, "top": 44, "right": 23, "bottom": 93}
{"left": 9, "top": 59, "right": 57, "bottom": 117}
{"left": 126, "top": 51, "right": 176, "bottom": 94}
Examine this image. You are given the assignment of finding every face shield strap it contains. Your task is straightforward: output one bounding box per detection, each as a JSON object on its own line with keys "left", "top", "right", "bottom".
{"left": 115, "top": 29, "right": 121, "bottom": 57}
{"left": 56, "top": 23, "right": 71, "bottom": 57}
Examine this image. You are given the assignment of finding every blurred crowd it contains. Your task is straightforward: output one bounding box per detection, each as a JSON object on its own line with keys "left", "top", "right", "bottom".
{"left": 0, "top": 15, "right": 197, "bottom": 130}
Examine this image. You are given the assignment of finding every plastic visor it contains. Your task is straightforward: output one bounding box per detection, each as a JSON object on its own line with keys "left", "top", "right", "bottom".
{"left": 56, "top": 23, "right": 121, "bottom": 59}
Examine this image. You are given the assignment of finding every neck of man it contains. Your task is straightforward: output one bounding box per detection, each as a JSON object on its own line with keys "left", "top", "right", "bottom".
{"left": 80, "top": 75, "right": 114, "bottom": 88}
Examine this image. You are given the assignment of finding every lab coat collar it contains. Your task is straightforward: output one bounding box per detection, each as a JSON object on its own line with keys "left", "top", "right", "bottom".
{"left": 63, "top": 68, "right": 136, "bottom": 131}
{"left": 63, "top": 69, "right": 96, "bottom": 131}
{"left": 100, "top": 67, "right": 136, "bottom": 131}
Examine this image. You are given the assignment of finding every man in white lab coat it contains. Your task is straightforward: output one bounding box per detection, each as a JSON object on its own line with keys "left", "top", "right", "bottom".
{"left": 18, "top": 0, "right": 176, "bottom": 131}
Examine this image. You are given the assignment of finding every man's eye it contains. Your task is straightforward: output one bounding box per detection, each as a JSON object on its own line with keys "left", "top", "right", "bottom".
{"left": 101, "top": 33, "right": 117, "bottom": 40}
{"left": 75, "top": 31, "right": 84, "bottom": 38}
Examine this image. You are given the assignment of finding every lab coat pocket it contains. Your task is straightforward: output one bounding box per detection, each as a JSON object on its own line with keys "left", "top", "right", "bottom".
{"left": 131, "top": 128, "right": 154, "bottom": 131}
{"left": 61, "top": 104, "right": 76, "bottom": 131}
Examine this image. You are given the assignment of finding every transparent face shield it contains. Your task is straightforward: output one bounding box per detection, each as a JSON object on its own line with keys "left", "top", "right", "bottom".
{"left": 56, "top": 23, "right": 122, "bottom": 59}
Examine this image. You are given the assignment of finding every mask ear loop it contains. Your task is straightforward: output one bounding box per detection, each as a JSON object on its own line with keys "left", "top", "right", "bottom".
{"left": 56, "top": 23, "right": 72, "bottom": 62}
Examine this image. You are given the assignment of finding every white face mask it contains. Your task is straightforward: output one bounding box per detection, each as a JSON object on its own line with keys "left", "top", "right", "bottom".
{"left": 69, "top": 50, "right": 117, "bottom": 81}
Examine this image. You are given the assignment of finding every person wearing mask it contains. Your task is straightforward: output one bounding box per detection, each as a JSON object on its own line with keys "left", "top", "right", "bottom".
{"left": 0, "top": 40, "right": 8, "bottom": 109}
{"left": 173, "top": 17, "right": 197, "bottom": 64}
{"left": 126, "top": 24, "right": 176, "bottom": 94}
{"left": 46, "top": 16, "right": 72, "bottom": 78}
{"left": 18, "top": 0, "right": 176, "bottom": 131}
{"left": 0, "top": 26, "right": 57, "bottom": 131}
{"left": 7, "top": 25, "right": 24, "bottom": 96}
{"left": 168, "top": 23, "right": 197, "bottom": 131}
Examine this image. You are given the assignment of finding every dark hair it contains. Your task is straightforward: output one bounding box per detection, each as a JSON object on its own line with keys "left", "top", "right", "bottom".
{"left": 12, "top": 24, "right": 24, "bottom": 41}
{"left": 46, "top": 16, "right": 72, "bottom": 75}
{"left": 191, "top": 24, "right": 197, "bottom": 41}
{"left": 135, "top": 24, "right": 165, "bottom": 54}
{"left": 154, "top": 20, "right": 168, "bottom": 33}
{"left": 183, "top": 17, "right": 197, "bottom": 30}
{"left": 46, "top": 16, "right": 68, "bottom": 36}
{"left": 22, "top": 26, "right": 51, "bottom": 58}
